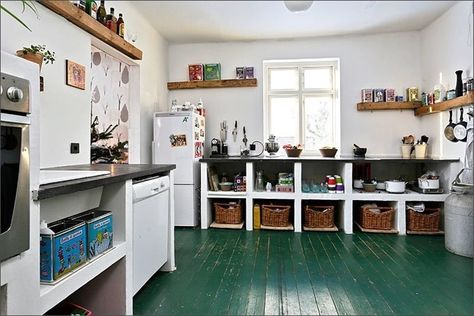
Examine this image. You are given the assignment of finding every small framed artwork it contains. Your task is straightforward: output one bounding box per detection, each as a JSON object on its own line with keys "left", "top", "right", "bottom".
{"left": 236, "top": 67, "right": 245, "bottom": 79}
{"left": 361, "top": 89, "right": 373, "bottom": 102}
{"left": 66, "top": 60, "right": 86, "bottom": 90}
{"left": 188, "top": 64, "right": 204, "bottom": 81}
{"left": 244, "top": 67, "right": 254, "bottom": 79}
{"left": 407, "top": 87, "right": 419, "bottom": 101}
{"left": 385, "top": 89, "right": 396, "bottom": 102}
{"left": 373, "top": 89, "right": 385, "bottom": 102}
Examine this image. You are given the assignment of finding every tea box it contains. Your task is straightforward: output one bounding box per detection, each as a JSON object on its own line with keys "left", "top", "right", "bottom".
{"left": 361, "top": 89, "right": 373, "bottom": 102}
{"left": 40, "top": 220, "right": 87, "bottom": 283}
{"left": 69, "top": 210, "right": 113, "bottom": 259}
{"left": 188, "top": 64, "right": 204, "bottom": 81}
{"left": 204, "top": 63, "right": 221, "bottom": 81}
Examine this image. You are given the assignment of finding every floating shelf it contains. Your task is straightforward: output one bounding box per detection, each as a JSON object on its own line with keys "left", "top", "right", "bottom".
{"left": 40, "top": 0, "right": 142, "bottom": 60}
{"left": 357, "top": 101, "right": 422, "bottom": 111}
{"left": 167, "top": 78, "right": 257, "bottom": 90}
{"left": 415, "top": 93, "right": 474, "bottom": 116}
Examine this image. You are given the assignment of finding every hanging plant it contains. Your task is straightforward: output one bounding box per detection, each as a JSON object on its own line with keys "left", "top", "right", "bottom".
{"left": 0, "top": 0, "right": 38, "bottom": 32}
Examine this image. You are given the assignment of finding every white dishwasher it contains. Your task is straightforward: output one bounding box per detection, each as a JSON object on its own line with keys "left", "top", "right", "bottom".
{"left": 132, "top": 175, "right": 170, "bottom": 295}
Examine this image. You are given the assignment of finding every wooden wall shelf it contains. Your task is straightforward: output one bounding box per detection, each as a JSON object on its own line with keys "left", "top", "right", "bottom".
{"left": 357, "top": 101, "right": 422, "bottom": 111}
{"left": 167, "top": 79, "right": 257, "bottom": 90}
{"left": 415, "top": 93, "right": 474, "bottom": 116}
{"left": 40, "top": 0, "right": 143, "bottom": 60}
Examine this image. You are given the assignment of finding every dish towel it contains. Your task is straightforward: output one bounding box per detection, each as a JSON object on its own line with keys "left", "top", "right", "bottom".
{"left": 407, "top": 202, "right": 425, "bottom": 213}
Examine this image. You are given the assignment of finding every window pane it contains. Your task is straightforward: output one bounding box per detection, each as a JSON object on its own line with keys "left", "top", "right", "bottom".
{"left": 304, "top": 67, "right": 333, "bottom": 89}
{"left": 269, "top": 96, "right": 299, "bottom": 145}
{"left": 304, "top": 96, "right": 334, "bottom": 151}
{"left": 269, "top": 68, "right": 298, "bottom": 90}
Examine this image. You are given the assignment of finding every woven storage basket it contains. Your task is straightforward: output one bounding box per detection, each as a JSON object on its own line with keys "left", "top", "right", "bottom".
{"left": 304, "top": 205, "right": 335, "bottom": 228}
{"left": 407, "top": 208, "right": 440, "bottom": 231}
{"left": 214, "top": 202, "right": 242, "bottom": 224}
{"left": 360, "top": 206, "right": 394, "bottom": 230}
{"left": 262, "top": 204, "right": 291, "bottom": 227}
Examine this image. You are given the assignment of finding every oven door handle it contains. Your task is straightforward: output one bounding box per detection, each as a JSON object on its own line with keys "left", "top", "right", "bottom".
{"left": 0, "top": 113, "right": 30, "bottom": 125}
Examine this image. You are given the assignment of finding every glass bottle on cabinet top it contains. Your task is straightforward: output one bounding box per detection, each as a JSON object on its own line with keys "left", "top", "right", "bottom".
{"left": 96, "top": 0, "right": 107, "bottom": 25}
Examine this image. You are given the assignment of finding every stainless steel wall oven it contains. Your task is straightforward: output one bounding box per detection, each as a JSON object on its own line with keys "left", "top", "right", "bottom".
{"left": 1, "top": 72, "right": 30, "bottom": 261}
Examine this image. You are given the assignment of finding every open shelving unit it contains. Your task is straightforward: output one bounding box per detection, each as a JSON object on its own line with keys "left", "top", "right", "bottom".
{"left": 167, "top": 78, "right": 257, "bottom": 90}
{"left": 200, "top": 158, "right": 458, "bottom": 234}
{"left": 357, "top": 101, "right": 422, "bottom": 111}
{"left": 415, "top": 92, "right": 474, "bottom": 116}
{"left": 40, "top": 0, "right": 142, "bottom": 60}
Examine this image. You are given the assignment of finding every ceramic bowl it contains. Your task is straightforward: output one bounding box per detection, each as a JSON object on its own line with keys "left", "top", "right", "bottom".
{"left": 362, "top": 182, "right": 377, "bottom": 192}
{"left": 219, "top": 182, "right": 233, "bottom": 191}
{"left": 285, "top": 148, "right": 303, "bottom": 157}
{"left": 319, "top": 148, "right": 337, "bottom": 157}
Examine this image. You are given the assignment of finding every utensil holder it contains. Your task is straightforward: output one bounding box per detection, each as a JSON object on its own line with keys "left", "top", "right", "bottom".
{"left": 401, "top": 144, "right": 412, "bottom": 158}
{"left": 415, "top": 144, "right": 427, "bottom": 158}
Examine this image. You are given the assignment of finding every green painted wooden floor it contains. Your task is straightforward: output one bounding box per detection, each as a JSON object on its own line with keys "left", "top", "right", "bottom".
{"left": 134, "top": 228, "right": 473, "bottom": 315}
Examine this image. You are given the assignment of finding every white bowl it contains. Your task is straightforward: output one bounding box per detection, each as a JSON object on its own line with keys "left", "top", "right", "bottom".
{"left": 418, "top": 178, "right": 439, "bottom": 189}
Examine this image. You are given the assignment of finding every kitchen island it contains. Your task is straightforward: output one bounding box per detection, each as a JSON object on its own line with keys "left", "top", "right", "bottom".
{"left": 1, "top": 164, "right": 175, "bottom": 315}
{"left": 200, "top": 156, "right": 459, "bottom": 234}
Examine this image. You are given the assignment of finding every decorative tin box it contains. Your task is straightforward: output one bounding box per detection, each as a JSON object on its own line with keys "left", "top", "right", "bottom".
{"left": 373, "top": 89, "right": 385, "bottom": 102}
{"left": 244, "top": 67, "right": 254, "bottom": 79}
{"left": 236, "top": 67, "right": 245, "bottom": 79}
{"left": 188, "top": 64, "right": 204, "bottom": 81}
{"left": 385, "top": 89, "right": 395, "bottom": 102}
{"left": 361, "top": 89, "right": 373, "bottom": 102}
{"left": 407, "top": 87, "right": 419, "bottom": 101}
{"left": 70, "top": 210, "right": 113, "bottom": 259}
{"left": 204, "top": 63, "right": 221, "bottom": 81}
{"left": 40, "top": 220, "right": 87, "bottom": 283}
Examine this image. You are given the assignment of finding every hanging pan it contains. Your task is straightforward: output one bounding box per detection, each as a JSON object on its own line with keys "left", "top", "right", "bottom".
{"left": 453, "top": 107, "right": 468, "bottom": 142}
{"left": 444, "top": 110, "right": 458, "bottom": 142}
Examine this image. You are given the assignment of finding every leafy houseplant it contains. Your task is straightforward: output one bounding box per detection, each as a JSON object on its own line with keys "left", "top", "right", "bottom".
{"left": 16, "top": 45, "right": 56, "bottom": 70}
{"left": 0, "top": 0, "right": 38, "bottom": 32}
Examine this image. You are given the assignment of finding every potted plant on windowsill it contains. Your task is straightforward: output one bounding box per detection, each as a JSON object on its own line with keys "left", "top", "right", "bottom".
{"left": 16, "top": 44, "right": 55, "bottom": 70}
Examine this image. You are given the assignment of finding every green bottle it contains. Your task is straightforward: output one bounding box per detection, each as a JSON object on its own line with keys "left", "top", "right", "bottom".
{"left": 86, "top": 0, "right": 98, "bottom": 19}
{"left": 96, "top": 0, "right": 106, "bottom": 25}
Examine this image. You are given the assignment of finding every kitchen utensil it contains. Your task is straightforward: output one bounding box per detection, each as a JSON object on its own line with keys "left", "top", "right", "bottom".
{"left": 420, "top": 135, "right": 429, "bottom": 144}
{"left": 385, "top": 180, "right": 406, "bottom": 193}
{"left": 353, "top": 144, "right": 367, "bottom": 157}
{"left": 418, "top": 178, "right": 440, "bottom": 189}
{"left": 265, "top": 135, "right": 279, "bottom": 155}
{"left": 232, "top": 120, "right": 238, "bottom": 142}
{"left": 242, "top": 126, "right": 248, "bottom": 147}
{"left": 362, "top": 182, "right": 377, "bottom": 192}
{"left": 444, "top": 110, "right": 458, "bottom": 142}
{"left": 454, "top": 107, "right": 468, "bottom": 142}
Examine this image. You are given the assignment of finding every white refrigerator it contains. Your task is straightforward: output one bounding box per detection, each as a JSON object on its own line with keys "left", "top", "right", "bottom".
{"left": 152, "top": 112, "right": 205, "bottom": 226}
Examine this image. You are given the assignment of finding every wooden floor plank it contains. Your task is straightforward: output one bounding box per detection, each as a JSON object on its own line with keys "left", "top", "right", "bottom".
{"left": 289, "top": 235, "right": 321, "bottom": 315}
{"left": 246, "top": 232, "right": 269, "bottom": 315}
{"left": 133, "top": 230, "right": 473, "bottom": 316}
{"left": 300, "top": 234, "right": 339, "bottom": 315}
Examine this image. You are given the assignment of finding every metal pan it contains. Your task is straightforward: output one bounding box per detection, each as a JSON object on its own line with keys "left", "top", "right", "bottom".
{"left": 453, "top": 107, "right": 468, "bottom": 142}
{"left": 444, "top": 110, "right": 458, "bottom": 142}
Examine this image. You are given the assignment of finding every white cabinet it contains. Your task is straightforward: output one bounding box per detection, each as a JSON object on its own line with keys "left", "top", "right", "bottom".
{"left": 200, "top": 158, "right": 458, "bottom": 234}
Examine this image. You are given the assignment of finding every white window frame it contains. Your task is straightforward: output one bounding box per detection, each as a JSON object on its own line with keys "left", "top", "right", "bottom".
{"left": 263, "top": 58, "right": 341, "bottom": 155}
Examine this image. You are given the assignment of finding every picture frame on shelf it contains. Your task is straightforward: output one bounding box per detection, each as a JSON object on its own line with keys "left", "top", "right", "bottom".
{"left": 244, "top": 66, "right": 254, "bottom": 79}
{"left": 188, "top": 64, "right": 204, "bottom": 81}
{"left": 204, "top": 63, "right": 221, "bottom": 81}
{"left": 373, "top": 89, "right": 384, "bottom": 102}
{"left": 66, "top": 60, "right": 86, "bottom": 90}
{"left": 361, "top": 89, "right": 373, "bottom": 102}
{"left": 236, "top": 67, "right": 245, "bottom": 79}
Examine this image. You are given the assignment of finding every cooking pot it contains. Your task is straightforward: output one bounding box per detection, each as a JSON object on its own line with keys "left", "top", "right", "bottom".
{"left": 385, "top": 180, "right": 406, "bottom": 193}
{"left": 418, "top": 178, "right": 440, "bottom": 189}
{"left": 353, "top": 179, "right": 364, "bottom": 189}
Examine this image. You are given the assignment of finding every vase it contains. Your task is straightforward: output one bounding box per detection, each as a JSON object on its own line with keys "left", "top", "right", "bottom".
{"left": 455, "top": 70, "right": 463, "bottom": 97}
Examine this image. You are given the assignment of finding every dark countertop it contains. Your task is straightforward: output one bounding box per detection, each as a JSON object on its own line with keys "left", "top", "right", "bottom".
{"left": 199, "top": 156, "right": 460, "bottom": 163}
{"left": 34, "top": 164, "right": 176, "bottom": 201}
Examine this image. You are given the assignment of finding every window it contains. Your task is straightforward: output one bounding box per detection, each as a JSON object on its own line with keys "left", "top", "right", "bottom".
{"left": 263, "top": 59, "right": 340, "bottom": 155}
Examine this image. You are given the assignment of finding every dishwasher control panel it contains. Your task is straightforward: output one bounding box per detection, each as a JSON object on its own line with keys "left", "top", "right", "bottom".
{"left": 132, "top": 176, "right": 170, "bottom": 202}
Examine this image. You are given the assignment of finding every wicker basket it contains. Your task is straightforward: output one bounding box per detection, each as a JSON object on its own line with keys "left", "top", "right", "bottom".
{"left": 360, "top": 206, "right": 394, "bottom": 230}
{"left": 262, "top": 204, "right": 291, "bottom": 227}
{"left": 304, "top": 205, "right": 335, "bottom": 228}
{"left": 214, "top": 202, "right": 242, "bottom": 224}
{"left": 407, "top": 208, "right": 440, "bottom": 232}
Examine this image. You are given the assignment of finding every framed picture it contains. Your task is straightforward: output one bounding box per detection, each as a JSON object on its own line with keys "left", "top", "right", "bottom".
{"left": 244, "top": 67, "right": 254, "bottom": 79}
{"left": 188, "top": 64, "right": 204, "bottom": 81}
{"left": 373, "top": 89, "right": 385, "bottom": 102}
{"left": 236, "top": 67, "right": 245, "bottom": 79}
{"left": 66, "top": 60, "right": 86, "bottom": 90}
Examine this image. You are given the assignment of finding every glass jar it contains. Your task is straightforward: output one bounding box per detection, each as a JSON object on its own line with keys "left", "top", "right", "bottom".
{"left": 255, "top": 170, "right": 265, "bottom": 192}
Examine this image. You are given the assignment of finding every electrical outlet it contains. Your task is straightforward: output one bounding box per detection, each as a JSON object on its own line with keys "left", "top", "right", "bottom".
{"left": 70, "top": 143, "right": 80, "bottom": 154}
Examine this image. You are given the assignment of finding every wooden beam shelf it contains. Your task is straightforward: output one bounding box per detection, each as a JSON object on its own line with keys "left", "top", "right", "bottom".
{"left": 357, "top": 101, "right": 422, "bottom": 111}
{"left": 167, "top": 79, "right": 257, "bottom": 90}
{"left": 415, "top": 93, "right": 474, "bottom": 117}
{"left": 40, "top": 0, "right": 143, "bottom": 60}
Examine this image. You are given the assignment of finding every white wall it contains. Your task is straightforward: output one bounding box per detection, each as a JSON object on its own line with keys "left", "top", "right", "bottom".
{"left": 1, "top": 1, "right": 168, "bottom": 167}
{"left": 169, "top": 32, "right": 426, "bottom": 157}
{"left": 420, "top": 0, "right": 474, "bottom": 160}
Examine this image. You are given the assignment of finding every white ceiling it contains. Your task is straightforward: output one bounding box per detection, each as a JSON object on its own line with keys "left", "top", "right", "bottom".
{"left": 131, "top": 1, "right": 457, "bottom": 44}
